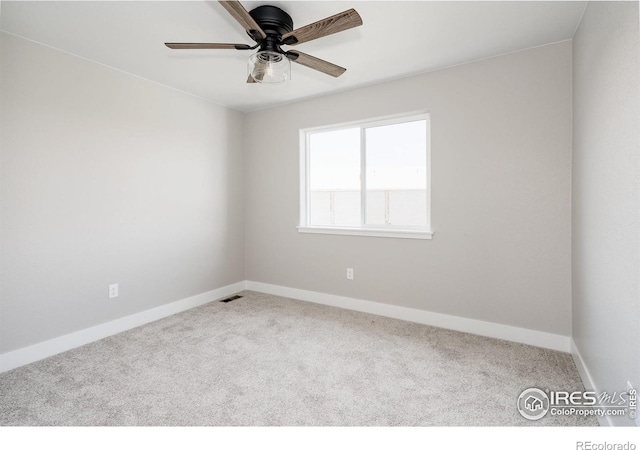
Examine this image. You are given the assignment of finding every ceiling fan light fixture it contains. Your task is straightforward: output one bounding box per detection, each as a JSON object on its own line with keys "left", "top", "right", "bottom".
{"left": 248, "top": 50, "right": 290, "bottom": 83}
{"left": 167, "top": 2, "right": 362, "bottom": 83}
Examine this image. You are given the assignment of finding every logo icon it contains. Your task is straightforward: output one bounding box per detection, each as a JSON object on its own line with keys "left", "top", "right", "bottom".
{"left": 517, "top": 388, "right": 550, "bottom": 420}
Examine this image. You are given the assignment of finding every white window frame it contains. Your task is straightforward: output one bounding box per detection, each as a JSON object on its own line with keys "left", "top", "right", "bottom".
{"left": 298, "top": 111, "right": 433, "bottom": 240}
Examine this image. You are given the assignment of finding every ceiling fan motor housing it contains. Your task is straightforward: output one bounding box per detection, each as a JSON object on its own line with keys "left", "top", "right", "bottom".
{"left": 249, "top": 5, "right": 293, "bottom": 37}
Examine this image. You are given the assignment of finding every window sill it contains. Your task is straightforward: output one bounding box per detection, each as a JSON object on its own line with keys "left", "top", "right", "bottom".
{"left": 297, "top": 226, "right": 433, "bottom": 240}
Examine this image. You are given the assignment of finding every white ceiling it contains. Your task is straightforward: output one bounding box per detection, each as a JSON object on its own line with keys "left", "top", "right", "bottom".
{"left": 1, "top": 1, "right": 586, "bottom": 112}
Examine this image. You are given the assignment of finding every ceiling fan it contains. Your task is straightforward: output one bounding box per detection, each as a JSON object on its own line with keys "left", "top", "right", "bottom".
{"left": 165, "top": 0, "right": 363, "bottom": 83}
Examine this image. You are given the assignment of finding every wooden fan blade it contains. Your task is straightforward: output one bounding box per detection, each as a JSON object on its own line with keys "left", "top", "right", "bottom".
{"left": 219, "top": 1, "right": 266, "bottom": 40}
{"left": 165, "top": 43, "right": 251, "bottom": 50}
{"left": 247, "top": 69, "right": 265, "bottom": 83}
{"left": 286, "top": 51, "right": 346, "bottom": 78}
{"left": 281, "top": 8, "right": 362, "bottom": 46}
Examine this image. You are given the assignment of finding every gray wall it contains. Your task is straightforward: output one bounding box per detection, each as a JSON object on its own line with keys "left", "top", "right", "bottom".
{"left": 572, "top": 1, "right": 639, "bottom": 425}
{"left": 0, "top": 33, "right": 245, "bottom": 352}
{"left": 245, "top": 41, "right": 573, "bottom": 335}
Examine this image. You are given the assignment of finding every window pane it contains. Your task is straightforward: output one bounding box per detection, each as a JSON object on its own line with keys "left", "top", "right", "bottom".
{"left": 308, "top": 128, "right": 361, "bottom": 227}
{"left": 365, "top": 120, "right": 427, "bottom": 226}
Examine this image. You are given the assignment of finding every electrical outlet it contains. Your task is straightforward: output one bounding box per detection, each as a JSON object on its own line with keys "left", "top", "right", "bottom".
{"left": 108, "top": 284, "right": 119, "bottom": 299}
{"left": 346, "top": 268, "right": 354, "bottom": 280}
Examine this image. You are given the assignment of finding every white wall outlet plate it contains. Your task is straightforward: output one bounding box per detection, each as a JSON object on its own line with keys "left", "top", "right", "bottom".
{"left": 346, "top": 268, "right": 354, "bottom": 280}
{"left": 108, "top": 284, "right": 119, "bottom": 299}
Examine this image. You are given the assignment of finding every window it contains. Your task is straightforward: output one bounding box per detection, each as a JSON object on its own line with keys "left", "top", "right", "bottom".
{"left": 299, "top": 113, "right": 432, "bottom": 239}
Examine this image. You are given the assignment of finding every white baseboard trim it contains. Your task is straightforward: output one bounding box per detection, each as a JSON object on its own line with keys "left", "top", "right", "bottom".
{"left": 0, "top": 281, "right": 246, "bottom": 373}
{"left": 571, "top": 339, "right": 611, "bottom": 427}
{"left": 245, "top": 281, "right": 571, "bottom": 353}
{"left": 0, "top": 280, "right": 571, "bottom": 373}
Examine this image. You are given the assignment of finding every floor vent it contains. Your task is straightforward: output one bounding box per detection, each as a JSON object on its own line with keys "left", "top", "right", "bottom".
{"left": 220, "top": 295, "right": 243, "bottom": 303}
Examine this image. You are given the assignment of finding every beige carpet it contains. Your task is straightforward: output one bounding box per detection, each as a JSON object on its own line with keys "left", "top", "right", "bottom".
{"left": 0, "top": 290, "right": 596, "bottom": 426}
